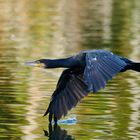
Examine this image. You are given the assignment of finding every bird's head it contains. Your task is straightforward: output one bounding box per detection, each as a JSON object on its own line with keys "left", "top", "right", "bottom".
{"left": 26, "top": 57, "right": 76, "bottom": 68}
{"left": 25, "top": 59, "right": 48, "bottom": 68}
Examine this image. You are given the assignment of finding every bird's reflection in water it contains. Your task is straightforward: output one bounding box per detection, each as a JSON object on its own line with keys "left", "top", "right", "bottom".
{"left": 44, "top": 123, "right": 75, "bottom": 140}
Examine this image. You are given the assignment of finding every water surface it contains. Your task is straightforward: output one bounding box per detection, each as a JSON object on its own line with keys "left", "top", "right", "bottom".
{"left": 0, "top": 0, "right": 140, "bottom": 140}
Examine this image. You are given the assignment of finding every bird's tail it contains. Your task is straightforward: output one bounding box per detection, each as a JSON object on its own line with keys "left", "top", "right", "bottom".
{"left": 131, "top": 62, "right": 140, "bottom": 72}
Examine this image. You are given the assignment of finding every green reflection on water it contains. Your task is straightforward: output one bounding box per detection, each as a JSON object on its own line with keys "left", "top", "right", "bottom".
{"left": 0, "top": 0, "right": 140, "bottom": 140}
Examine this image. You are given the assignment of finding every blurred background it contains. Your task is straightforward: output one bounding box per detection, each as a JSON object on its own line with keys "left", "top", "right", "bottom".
{"left": 0, "top": 0, "right": 140, "bottom": 139}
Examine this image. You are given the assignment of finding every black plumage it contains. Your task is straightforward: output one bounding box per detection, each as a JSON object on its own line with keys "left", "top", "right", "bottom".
{"left": 27, "top": 50, "right": 140, "bottom": 123}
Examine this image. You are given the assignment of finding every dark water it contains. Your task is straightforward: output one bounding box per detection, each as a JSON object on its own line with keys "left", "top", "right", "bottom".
{"left": 0, "top": 0, "right": 140, "bottom": 140}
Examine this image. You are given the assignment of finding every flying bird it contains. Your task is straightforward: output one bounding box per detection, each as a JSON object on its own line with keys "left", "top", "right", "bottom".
{"left": 26, "top": 50, "right": 140, "bottom": 124}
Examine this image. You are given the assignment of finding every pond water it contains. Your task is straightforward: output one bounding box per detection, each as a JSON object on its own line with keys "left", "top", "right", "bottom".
{"left": 0, "top": 0, "right": 140, "bottom": 140}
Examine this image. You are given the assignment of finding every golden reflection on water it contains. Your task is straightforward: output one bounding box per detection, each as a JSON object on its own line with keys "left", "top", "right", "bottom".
{"left": 0, "top": 0, "right": 140, "bottom": 140}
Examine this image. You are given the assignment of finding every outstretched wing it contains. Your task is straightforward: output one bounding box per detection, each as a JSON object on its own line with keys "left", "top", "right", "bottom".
{"left": 44, "top": 69, "right": 88, "bottom": 120}
{"left": 84, "top": 50, "right": 127, "bottom": 92}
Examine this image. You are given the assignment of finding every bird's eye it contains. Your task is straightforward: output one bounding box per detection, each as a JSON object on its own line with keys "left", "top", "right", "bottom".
{"left": 36, "top": 60, "right": 40, "bottom": 64}
{"left": 34, "top": 60, "right": 45, "bottom": 68}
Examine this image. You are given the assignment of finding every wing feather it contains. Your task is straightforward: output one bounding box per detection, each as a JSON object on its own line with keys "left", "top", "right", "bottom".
{"left": 44, "top": 69, "right": 88, "bottom": 120}
{"left": 84, "top": 50, "right": 127, "bottom": 92}
{"left": 61, "top": 95, "right": 68, "bottom": 116}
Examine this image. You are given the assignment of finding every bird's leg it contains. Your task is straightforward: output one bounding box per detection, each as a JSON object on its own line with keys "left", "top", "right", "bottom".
{"left": 49, "top": 113, "right": 53, "bottom": 123}
{"left": 53, "top": 123, "right": 58, "bottom": 131}
{"left": 54, "top": 115, "right": 58, "bottom": 124}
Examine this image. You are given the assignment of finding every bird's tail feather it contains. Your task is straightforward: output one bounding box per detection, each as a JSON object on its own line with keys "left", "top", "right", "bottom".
{"left": 131, "top": 62, "right": 140, "bottom": 72}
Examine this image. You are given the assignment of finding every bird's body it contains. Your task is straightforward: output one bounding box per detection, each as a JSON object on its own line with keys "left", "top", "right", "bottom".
{"left": 27, "top": 50, "right": 140, "bottom": 124}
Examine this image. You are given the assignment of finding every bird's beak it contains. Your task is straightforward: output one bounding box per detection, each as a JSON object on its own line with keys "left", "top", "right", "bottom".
{"left": 25, "top": 61, "right": 45, "bottom": 68}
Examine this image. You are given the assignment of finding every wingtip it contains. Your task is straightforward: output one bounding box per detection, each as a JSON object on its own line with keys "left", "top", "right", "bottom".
{"left": 43, "top": 101, "right": 53, "bottom": 117}
{"left": 43, "top": 110, "right": 49, "bottom": 117}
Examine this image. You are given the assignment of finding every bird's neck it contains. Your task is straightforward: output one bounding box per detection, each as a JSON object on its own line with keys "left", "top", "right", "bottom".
{"left": 46, "top": 57, "right": 79, "bottom": 68}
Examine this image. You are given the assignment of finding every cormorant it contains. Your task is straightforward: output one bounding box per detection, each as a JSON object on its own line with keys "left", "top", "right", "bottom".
{"left": 26, "top": 50, "right": 140, "bottom": 124}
